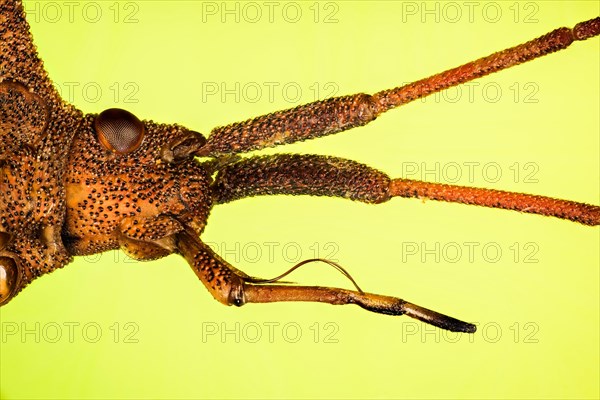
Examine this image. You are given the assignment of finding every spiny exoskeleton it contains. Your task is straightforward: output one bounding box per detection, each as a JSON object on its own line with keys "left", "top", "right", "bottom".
{"left": 1, "top": 0, "right": 599, "bottom": 332}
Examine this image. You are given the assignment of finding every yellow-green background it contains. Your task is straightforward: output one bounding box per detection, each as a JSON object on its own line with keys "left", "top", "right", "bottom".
{"left": 1, "top": 1, "right": 598, "bottom": 398}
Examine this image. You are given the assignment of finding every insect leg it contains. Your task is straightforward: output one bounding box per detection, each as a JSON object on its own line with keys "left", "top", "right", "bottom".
{"left": 176, "top": 231, "right": 476, "bottom": 333}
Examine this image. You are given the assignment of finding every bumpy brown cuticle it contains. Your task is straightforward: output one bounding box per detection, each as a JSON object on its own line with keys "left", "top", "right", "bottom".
{"left": 1, "top": 0, "right": 213, "bottom": 301}
{"left": 177, "top": 234, "right": 242, "bottom": 306}
{"left": 1, "top": 0, "right": 82, "bottom": 297}
{"left": 64, "top": 115, "right": 213, "bottom": 258}
{"left": 2, "top": 0, "right": 599, "bottom": 329}
{"left": 573, "top": 17, "right": 600, "bottom": 40}
{"left": 205, "top": 94, "right": 378, "bottom": 155}
{"left": 0, "top": 82, "right": 48, "bottom": 152}
{"left": 212, "top": 154, "right": 391, "bottom": 205}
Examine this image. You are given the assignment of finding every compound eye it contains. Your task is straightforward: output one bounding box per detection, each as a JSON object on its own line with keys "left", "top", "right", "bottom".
{"left": 0, "top": 256, "right": 20, "bottom": 306}
{"left": 94, "top": 108, "right": 145, "bottom": 155}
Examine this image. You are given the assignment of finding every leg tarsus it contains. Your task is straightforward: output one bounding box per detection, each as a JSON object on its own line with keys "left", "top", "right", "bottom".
{"left": 242, "top": 283, "right": 476, "bottom": 333}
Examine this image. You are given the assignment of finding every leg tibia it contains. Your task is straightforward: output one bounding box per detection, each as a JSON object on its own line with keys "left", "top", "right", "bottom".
{"left": 177, "top": 232, "right": 251, "bottom": 305}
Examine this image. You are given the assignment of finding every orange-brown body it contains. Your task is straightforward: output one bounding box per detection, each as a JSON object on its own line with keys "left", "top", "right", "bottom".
{"left": 1, "top": 0, "right": 598, "bottom": 332}
{"left": 63, "top": 115, "right": 212, "bottom": 259}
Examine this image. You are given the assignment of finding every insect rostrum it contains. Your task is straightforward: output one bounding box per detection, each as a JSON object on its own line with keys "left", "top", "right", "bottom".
{"left": 1, "top": 0, "right": 598, "bottom": 333}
